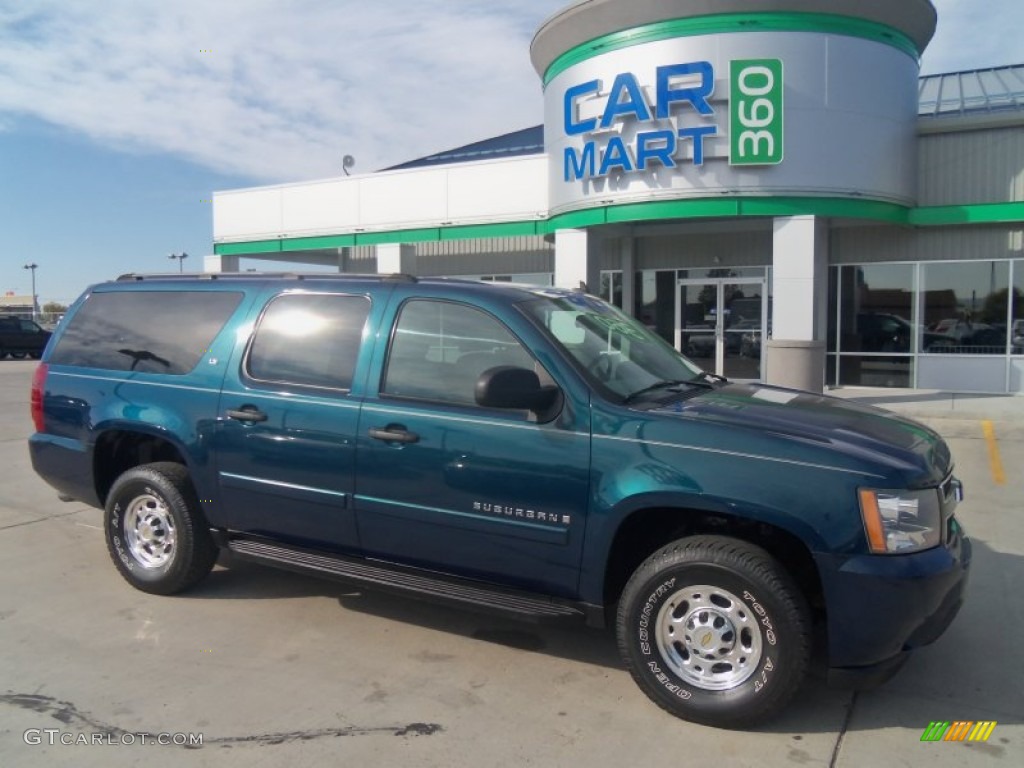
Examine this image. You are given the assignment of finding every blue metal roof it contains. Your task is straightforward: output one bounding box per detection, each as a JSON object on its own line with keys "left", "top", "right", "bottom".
{"left": 386, "top": 65, "right": 1023, "bottom": 171}
{"left": 384, "top": 125, "right": 544, "bottom": 170}
{"left": 919, "top": 64, "right": 1024, "bottom": 117}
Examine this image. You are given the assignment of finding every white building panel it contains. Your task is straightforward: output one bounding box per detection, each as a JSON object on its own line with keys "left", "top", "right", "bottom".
{"left": 447, "top": 157, "right": 549, "bottom": 222}
{"left": 358, "top": 169, "right": 450, "bottom": 228}
{"left": 280, "top": 179, "right": 361, "bottom": 235}
{"left": 213, "top": 188, "right": 284, "bottom": 240}
{"left": 214, "top": 157, "right": 551, "bottom": 242}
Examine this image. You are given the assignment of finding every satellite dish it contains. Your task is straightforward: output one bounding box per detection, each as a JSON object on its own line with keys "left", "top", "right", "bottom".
{"left": 342, "top": 155, "right": 355, "bottom": 176}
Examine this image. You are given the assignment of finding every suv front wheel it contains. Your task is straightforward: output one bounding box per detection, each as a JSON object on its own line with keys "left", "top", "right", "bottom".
{"left": 104, "top": 462, "right": 218, "bottom": 595}
{"left": 616, "top": 535, "right": 811, "bottom": 728}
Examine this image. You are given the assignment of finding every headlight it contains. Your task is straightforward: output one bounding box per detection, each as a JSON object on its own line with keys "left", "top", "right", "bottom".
{"left": 858, "top": 488, "right": 942, "bottom": 554}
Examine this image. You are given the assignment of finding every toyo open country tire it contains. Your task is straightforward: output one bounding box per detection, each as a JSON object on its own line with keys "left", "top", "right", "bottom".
{"left": 104, "top": 462, "right": 218, "bottom": 595}
{"left": 617, "top": 535, "right": 811, "bottom": 728}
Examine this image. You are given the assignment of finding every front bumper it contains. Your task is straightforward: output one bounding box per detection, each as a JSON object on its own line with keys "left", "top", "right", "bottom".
{"left": 815, "top": 518, "right": 971, "bottom": 687}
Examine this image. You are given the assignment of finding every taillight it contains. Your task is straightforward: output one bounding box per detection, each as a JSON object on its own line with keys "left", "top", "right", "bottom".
{"left": 30, "top": 363, "right": 48, "bottom": 433}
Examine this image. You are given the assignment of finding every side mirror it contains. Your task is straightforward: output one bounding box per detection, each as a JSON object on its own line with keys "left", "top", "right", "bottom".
{"left": 475, "top": 366, "right": 556, "bottom": 412}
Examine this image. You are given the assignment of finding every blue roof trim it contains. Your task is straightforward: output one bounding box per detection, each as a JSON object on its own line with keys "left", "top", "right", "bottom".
{"left": 384, "top": 125, "right": 544, "bottom": 170}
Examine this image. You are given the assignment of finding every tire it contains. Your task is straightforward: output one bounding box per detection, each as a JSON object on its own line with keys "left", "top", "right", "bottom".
{"left": 29, "top": 351, "right": 42, "bottom": 360}
{"left": 616, "top": 535, "right": 810, "bottom": 728}
{"left": 9, "top": 351, "right": 27, "bottom": 359}
{"left": 104, "top": 462, "right": 218, "bottom": 595}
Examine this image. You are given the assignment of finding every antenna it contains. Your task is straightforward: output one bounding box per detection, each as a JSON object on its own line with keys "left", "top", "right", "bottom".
{"left": 342, "top": 155, "right": 355, "bottom": 176}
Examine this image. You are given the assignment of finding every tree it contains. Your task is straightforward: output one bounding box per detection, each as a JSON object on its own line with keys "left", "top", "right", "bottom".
{"left": 979, "top": 287, "right": 1021, "bottom": 325}
{"left": 43, "top": 301, "right": 68, "bottom": 315}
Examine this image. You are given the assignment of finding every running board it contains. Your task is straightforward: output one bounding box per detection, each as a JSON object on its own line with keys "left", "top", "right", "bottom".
{"left": 226, "top": 537, "right": 592, "bottom": 625}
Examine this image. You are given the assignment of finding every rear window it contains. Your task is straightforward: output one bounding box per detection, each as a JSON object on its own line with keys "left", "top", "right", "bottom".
{"left": 50, "top": 291, "right": 243, "bottom": 375}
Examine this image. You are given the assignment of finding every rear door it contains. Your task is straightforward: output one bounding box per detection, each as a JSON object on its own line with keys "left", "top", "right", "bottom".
{"left": 214, "top": 286, "right": 383, "bottom": 553}
{"left": 354, "top": 288, "right": 591, "bottom": 598}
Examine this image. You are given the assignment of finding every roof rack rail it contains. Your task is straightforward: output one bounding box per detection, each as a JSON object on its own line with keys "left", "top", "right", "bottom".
{"left": 116, "top": 272, "right": 418, "bottom": 283}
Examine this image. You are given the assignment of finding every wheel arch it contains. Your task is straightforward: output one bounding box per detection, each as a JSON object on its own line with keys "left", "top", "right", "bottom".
{"left": 597, "top": 499, "right": 826, "bottom": 628}
{"left": 92, "top": 426, "right": 193, "bottom": 506}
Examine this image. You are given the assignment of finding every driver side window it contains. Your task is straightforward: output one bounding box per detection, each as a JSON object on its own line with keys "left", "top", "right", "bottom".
{"left": 382, "top": 300, "right": 536, "bottom": 407}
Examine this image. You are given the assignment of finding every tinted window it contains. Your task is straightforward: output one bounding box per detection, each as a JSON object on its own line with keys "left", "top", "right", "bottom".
{"left": 382, "top": 300, "right": 533, "bottom": 406}
{"left": 835, "top": 265, "right": 915, "bottom": 353}
{"left": 247, "top": 293, "right": 370, "bottom": 390}
{"left": 50, "top": 291, "right": 243, "bottom": 375}
{"left": 922, "top": 261, "right": 1010, "bottom": 354}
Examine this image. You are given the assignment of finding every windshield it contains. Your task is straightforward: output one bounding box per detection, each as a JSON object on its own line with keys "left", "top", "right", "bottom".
{"left": 520, "top": 292, "right": 704, "bottom": 400}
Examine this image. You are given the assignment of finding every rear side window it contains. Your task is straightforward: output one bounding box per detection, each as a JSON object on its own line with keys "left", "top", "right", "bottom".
{"left": 246, "top": 293, "right": 370, "bottom": 391}
{"left": 50, "top": 291, "right": 243, "bottom": 375}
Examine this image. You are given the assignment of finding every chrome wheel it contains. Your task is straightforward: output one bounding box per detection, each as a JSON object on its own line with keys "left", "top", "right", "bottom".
{"left": 655, "top": 584, "right": 763, "bottom": 691}
{"left": 123, "top": 493, "right": 177, "bottom": 568}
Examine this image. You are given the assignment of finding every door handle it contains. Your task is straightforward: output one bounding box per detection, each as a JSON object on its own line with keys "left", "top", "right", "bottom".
{"left": 226, "top": 407, "right": 268, "bottom": 423}
{"left": 368, "top": 426, "right": 420, "bottom": 444}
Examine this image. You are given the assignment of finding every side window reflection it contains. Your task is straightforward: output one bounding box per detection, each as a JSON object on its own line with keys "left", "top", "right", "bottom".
{"left": 382, "top": 300, "right": 535, "bottom": 406}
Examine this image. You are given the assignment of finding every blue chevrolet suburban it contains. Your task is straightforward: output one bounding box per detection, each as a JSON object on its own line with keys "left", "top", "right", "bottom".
{"left": 28, "top": 274, "right": 970, "bottom": 727}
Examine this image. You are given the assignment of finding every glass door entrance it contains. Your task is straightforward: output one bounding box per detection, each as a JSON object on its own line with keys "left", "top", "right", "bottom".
{"left": 676, "top": 278, "right": 767, "bottom": 380}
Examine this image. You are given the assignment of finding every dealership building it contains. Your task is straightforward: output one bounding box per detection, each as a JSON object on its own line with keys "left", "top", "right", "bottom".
{"left": 210, "top": 0, "right": 1024, "bottom": 394}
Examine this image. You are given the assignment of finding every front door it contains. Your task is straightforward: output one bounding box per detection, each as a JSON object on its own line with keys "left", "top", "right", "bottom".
{"left": 354, "top": 294, "right": 590, "bottom": 598}
{"left": 676, "top": 278, "right": 767, "bottom": 380}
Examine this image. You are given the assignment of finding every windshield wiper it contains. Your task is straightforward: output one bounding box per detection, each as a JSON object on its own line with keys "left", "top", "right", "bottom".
{"left": 623, "top": 379, "right": 697, "bottom": 404}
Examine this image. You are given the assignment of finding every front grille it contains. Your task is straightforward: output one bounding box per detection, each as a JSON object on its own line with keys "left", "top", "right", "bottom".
{"left": 939, "top": 473, "right": 962, "bottom": 546}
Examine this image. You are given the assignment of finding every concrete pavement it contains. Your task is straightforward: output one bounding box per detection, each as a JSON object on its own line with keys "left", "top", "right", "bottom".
{"left": 1, "top": 359, "right": 1020, "bottom": 767}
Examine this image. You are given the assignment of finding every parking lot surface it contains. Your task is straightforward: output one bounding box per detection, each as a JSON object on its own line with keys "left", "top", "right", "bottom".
{"left": 1, "top": 359, "right": 1020, "bottom": 767}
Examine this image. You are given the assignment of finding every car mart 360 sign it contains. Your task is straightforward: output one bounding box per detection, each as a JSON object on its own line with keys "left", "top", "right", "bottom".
{"left": 562, "top": 58, "right": 783, "bottom": 182}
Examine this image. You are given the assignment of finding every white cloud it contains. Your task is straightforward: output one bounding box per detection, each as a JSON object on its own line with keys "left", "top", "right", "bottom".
{"left": 0, "top": 0, "right": 558, "bottom": 182}
{"left": 0, "top": 0, "right": 1019, "bottom": 184}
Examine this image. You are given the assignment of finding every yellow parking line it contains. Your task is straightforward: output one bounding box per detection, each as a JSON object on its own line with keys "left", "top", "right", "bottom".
{"left": 981, "top": 420, "right": 1006, "bottom": 486}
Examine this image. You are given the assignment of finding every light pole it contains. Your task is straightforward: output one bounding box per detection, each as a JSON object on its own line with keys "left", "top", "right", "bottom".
{"left": 22, "top": 263, "right": 38, "bottom": 320}
{"left": 168, "top": 252, "right": 189, "bottom": 273}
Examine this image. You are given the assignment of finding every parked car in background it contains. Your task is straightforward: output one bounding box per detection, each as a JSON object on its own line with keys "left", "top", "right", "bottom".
{"left": 0, "top": 315, "right": 51, "bottom": 359}
{"left": 925, "top": 323, "right": 1007, "bottom": 354}
{"left": 855, "top": 312, "right": 947, "bottom": 353}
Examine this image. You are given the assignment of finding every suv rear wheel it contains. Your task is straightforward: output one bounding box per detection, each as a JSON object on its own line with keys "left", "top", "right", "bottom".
{"left": 104, "top": 462, "right": 218, "bottom": 595}
{"left": 616, "top": 535, "right": 810, "bottom": 728}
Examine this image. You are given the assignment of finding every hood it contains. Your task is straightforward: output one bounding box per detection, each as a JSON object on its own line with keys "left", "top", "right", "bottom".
{"left": 649, "top": 382, "right": 951, "bottom": 486}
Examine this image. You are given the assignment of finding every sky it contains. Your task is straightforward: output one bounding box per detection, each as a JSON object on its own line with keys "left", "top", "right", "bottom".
{"left": 1, "top": 0, "right": 1021, "bottom": 305}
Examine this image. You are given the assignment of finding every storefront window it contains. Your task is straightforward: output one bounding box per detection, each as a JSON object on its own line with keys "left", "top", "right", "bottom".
{"left": 835, "top": 264, "right": 916, "bottom": 353}
{"left": 1013, "top": 260, "right": 1024, "bottom": 355}
{"left": 921, "top": 261, "right": 1010, "bottom": 354}
{"left": 828, "top": 264, "right": 915, "bottom": 387}
{"left": 679, "top": 268, "right": 766, "bottom": 281}
{"left": 838, "top": 356, "right": 912, "bottom": 388}
{"left": 827, "top": 268, "right": 838, "bottom": 353}
{"left": 600, "top": 271, "right": 623, "bottom": 308}
{"left": 634, "top": 270, "right": 677, "bottom": 344}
